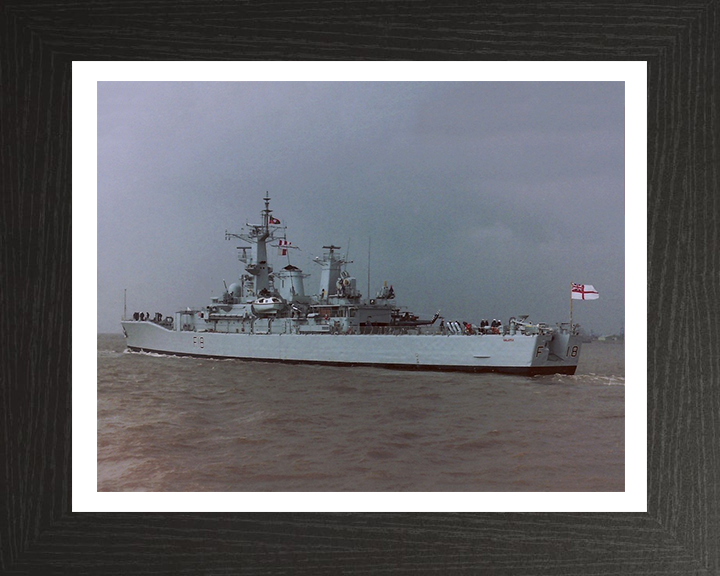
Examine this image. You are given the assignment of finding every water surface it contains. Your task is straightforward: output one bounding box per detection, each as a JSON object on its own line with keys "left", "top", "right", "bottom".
{"left": 98, "top": 334, "right": 624, "bottom": 491}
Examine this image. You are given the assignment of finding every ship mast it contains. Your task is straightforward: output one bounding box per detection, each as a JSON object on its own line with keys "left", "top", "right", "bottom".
{"left": 253, "top": 192, "right": 271, "bottom": 294}
{"left": 225, "top": 192, "right": 279, "bottom": 298}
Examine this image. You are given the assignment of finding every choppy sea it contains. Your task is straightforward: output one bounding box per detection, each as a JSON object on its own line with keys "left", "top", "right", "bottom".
{"left": 97, "top": 334, "right": 624, "bottom": 492}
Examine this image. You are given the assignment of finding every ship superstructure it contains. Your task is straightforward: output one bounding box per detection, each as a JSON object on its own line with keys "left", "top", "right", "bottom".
{"left": 122, "top": 194, "right": 582, "bottom": 375}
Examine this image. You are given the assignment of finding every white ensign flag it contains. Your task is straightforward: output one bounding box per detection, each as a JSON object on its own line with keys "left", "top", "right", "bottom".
{"left": 571, "top": 283, "right": 599, "bottom": 300}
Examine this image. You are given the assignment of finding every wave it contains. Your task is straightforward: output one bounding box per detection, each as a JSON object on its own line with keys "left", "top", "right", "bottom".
{"left": 97, "top": 349, "right": 124, "bottom": 358}
{"left": 554, "top": 373, "right": 625, "bottom": 386}
{"left": 123, "top": 349, "right": 187, "bottom": 359}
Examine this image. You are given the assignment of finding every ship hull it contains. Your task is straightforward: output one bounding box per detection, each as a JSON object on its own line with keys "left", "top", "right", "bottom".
{"left": 122, "top": 321, "right": 581, "bottom": 376}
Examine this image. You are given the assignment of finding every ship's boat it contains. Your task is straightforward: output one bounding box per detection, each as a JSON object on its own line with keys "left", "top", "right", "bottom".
{"left": 122, "top": 194, "right": 582, "bottom": 375}
{"left": 252, "top": 297, "right": 284, "bottom": 315}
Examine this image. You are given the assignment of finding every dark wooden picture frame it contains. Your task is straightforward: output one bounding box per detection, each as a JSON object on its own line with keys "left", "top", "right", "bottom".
{"left": 2, "top": 2, "right": 717, "bottom": 574}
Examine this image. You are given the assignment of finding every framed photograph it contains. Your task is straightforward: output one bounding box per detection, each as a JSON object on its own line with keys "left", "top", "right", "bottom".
{"left": 3, "top": 3, "right": 717, "bottom": 574}
{"left": 83, "top": 64, "right": 638, "bottom": 514}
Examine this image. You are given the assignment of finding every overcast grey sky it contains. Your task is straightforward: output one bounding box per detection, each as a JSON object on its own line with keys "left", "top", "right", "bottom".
{"left": 98, "top": 81, "right": 624, "bottom": 335}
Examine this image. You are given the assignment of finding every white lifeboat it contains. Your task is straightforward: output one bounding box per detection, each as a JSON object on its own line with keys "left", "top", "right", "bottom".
{"left": 251, "top": 296, "right": 284, "bottom": 315}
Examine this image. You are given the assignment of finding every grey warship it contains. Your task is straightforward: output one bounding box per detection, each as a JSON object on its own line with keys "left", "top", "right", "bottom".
{"left": 122, "top": 194, "right": 582, "bottom": 375}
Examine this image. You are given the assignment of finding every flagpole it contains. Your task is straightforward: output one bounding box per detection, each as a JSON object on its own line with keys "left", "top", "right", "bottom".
{"left": 570, "top": 283, "right": 573, "bottom": 333}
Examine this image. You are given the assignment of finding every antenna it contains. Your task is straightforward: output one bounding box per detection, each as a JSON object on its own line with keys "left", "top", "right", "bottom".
{"left": 262, "top": 191, "right": 271, "bottom": 231}
{"left": 367, "top": 237, "right": 371, "bottom": 302}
